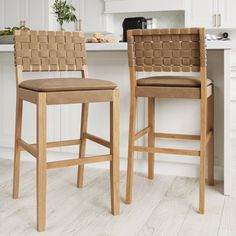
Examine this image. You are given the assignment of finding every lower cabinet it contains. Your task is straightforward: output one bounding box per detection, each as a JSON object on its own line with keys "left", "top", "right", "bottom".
{"left": 2, "top": 50, "right": 235, "bottom": 160}
{"left": 0, "top": 52, "right": 131, "bottom": 159}
{"left": 0, "top": 54, "right": 60, "bottom": 148}
{"left": 59, "top": 52, "right": 131, "bottom": 157}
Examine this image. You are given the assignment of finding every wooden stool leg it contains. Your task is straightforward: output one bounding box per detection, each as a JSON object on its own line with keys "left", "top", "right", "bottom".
{"left": 13, "top": 97, "right": 23, "bottom": 199}
{"left": 199, "top": 97, "right": 207, "bottom": 214}
{"left": 199, "top": 147, "right": 206, "bottom": 214}
{"left": 125, "top": 95, "right": 137, "bottom": 204}
{"left": 207, "top": 95, "right": 214, "bottom": 186}
{"left": 110, "top": 90, "right": 120, "bottom": 215}
{"left": 77, "top": 103, "right": 89, "bottom": 188}
{"left": 36, "top": 93, "right": 47, "bottom": 232}
{"left": 148, "top": 98, "right": 155, "bottom": 179}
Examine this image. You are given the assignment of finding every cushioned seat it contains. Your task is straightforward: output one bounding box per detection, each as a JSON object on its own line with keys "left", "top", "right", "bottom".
{"left": 19, "top": 78, "right": 117, "bottom": 92}
{"left": 137, "top": 76, "right": 212, "bottom": 88}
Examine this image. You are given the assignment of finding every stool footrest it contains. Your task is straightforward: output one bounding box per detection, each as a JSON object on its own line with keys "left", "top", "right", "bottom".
{"left": 46, "top": 139, "right": 82, "bottom": 148}
{"left": 18, "top": 139, "right": 82, "bottom": 158}
{"left": 133, "top": 145, "right": 200, "bottom": 156}
{"left": 86, "top": 133, "right": 111, "bottom": 148}
{"left": 155, "top": 132, "right": 200, "bottom": 140}
{"left": 47, "top": 154, "right": 112, "bottom": 169}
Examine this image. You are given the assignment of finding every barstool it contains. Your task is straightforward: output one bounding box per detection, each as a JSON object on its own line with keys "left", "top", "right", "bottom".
{"left": 125, "top": 28, "right": 214, "bottom": 213}
{"left": 13, "top": 30, "right": 120, "bottom": 231}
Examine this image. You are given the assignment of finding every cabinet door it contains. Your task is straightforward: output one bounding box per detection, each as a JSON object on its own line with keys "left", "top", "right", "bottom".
{"left": 79, "top": 0, "right": 113, "bottom": 33}
{"left": 186, "top": 0, "right": 217, "bottom": 28}
{"left": 0, "top": 54, "right": 60, "bottom": 148}
{"left": 218, "top": 0, "right": 236, "bottom": 28}
{"left": 0, "top": 0, "right": 49, "bottom": 29}
{"left": 105, "top": 0, "right": 185, "bottom": 13}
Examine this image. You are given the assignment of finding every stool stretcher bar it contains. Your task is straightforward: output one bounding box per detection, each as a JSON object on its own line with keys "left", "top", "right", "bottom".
{"left": 86, "top": 133, "right": 111, "bottom": 148}
{"left": 155, "top": 132, "right": 200, "bottom": 140}
{"left": 18, "top": 139, "right": 82, "bottom": 158}
{"left": 133, "top": 146, "right": 200, "bottom": 156}
{"left": 47, "top": 154, "right": 112, "bottom": 169}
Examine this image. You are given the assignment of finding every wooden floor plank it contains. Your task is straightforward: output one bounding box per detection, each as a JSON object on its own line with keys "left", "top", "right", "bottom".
{"left": 137, "top": 177, "right": 197, "bottom": 236}
{"left": 100, "top": 173, "right": 174, "bottom": 236}
{"left": 178, "top": 181, "right": 225, "bottom": 236}
{"left": 0, "top": 159, "right": 32, "bottom": 184}
{"left": 218, "top": 155, "right": 236, "bottom": 236}
{"left": 218, "top": 196, "right": 236, "bottom": 236}
{"left": 0, "top": 159, "right": 235, "bottom": 236}
{"left": 0, "top": 162, "right": 101, "bottom": 235}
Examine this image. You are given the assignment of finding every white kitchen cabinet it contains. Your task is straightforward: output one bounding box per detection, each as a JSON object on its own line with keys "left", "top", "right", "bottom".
{"left": 218, "top": 0, "right": 236, "bottom": 28}
{"left": 49, "top": 0, "right": 113, "bottom": 33}
{"left": 105, "top": 0, "right": 185, "bottom": 13}
{"left": 186, "top": 0, "right": 236, "bottom": 29}
{"left": 0, "top": 0, "right": 49, "bottom": 29}
{"left": 79, "top": 0, "right": 113, "bottom": 33}
{"left": 185, "top": 0, "right": 216, "bottom": 28}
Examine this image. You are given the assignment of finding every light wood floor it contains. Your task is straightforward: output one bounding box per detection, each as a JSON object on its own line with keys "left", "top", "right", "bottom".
{"left": 0, "top": 159, "right": 236, "bottom": 236}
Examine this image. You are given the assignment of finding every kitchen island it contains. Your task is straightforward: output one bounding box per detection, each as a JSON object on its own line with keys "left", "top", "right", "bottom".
{"left": 0, "top": 41, "right": 233, "bottom": 195}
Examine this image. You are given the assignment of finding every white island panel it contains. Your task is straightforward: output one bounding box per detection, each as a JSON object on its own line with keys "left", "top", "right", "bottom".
{"left": 0, "top": 40, "right": 233, "bottom": 195}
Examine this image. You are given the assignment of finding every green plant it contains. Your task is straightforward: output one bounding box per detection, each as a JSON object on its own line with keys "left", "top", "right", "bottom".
{"left": 0, "top": 26, "right": 30, "bottom": 36}
{"left": 52, "top": 0, "right": 77, "bottom": 31}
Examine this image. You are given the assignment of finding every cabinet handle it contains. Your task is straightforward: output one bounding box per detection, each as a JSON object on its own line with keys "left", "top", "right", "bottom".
{"left": 79, "top": 19, "right": 82, "bottom": 31}
{"left": 213, "top": 14, "right": 217, "bottom": 27}
{"left": 218, "top": 14, "right": 221, "bottom": 27}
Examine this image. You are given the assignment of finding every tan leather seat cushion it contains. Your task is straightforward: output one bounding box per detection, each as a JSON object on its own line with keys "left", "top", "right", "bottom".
{"left": 19, "top": 78, "right": 117, "bottom": 92}
{"left": 137, "top": 76, "right": 212, "bottom": 87}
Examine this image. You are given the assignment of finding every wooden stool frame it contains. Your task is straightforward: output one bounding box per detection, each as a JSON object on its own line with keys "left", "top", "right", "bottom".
{"left": 12, "top": 30, "right": 120, "bottom": 232}
{"left": 125, "top": 28, "right": 214, "bottom": 214}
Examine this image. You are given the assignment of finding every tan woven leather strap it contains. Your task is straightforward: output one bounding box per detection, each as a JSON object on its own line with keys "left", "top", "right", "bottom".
{"left": 128, "top": 28, "right": 206, "bottom": 72}
{"left": 14, "top": 30, "right": 87, "bottom": 72}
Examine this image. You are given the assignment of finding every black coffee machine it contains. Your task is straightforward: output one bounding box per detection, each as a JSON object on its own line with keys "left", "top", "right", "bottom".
{"left": 122, "top": 17, "right": 147, "bottom": 42}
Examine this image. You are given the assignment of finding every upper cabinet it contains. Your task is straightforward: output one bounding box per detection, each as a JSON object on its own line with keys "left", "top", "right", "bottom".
{"left": 185, "top": 0, "right": 216, "bottom": 28}
{"left": 79, "top": 0, "right": 113, "bottom": 33}
{"left": 49, "top": 0, "right": 113, "bottom": 33}
{"left": 0, "top": 0, "right": 49, "bottom": 30}
{"left": 218, "top": 0, "right": 236, "bottom": 28}
{"left": 186, "top": 0, "right": 236, "bottom": 28}
{"left": 105, "top": 0, "right": 185, "bottom": 14}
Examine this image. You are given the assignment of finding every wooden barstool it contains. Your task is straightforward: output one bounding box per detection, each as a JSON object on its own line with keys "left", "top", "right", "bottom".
{"left": 126, "top": 28, "right": 214, "bottom": 213}
{"left": 12, "top": 30, "right": 120, "bottom": 231}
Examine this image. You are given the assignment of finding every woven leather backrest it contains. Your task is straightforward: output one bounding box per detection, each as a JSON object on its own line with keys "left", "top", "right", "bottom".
{"left": 128, "top": 28, "right": 206, "bottom": 72}
{"left": 14, "top": 30, "right": 87, "bottom": 72}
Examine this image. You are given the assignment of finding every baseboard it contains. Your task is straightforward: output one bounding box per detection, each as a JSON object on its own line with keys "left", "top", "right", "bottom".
{"left": 0, "top": 147, "right": 223, "bottom": 180}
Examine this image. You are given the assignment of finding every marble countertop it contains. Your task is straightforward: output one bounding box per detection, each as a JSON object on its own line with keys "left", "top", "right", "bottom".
{"left": 0, "top": 40, "right": 235, "bottom": 52}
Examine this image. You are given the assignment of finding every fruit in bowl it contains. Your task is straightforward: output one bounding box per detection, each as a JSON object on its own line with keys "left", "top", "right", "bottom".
{"left": 86, "top": 33, "right": 114, "bottom": 43}
{"left": 0, "top": 26, "right": 30, "bottom": 36}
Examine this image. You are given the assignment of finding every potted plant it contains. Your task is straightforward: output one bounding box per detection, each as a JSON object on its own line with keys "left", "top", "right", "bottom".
{"left": 0, "top": 26, "right": 30, "bottom": 44}
{"left": 52, "top": 0, "right": 78, "bottom": 31}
